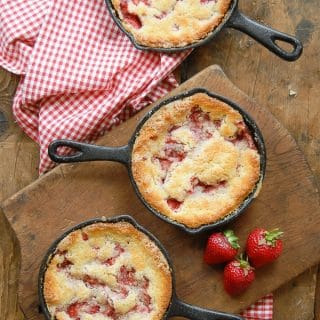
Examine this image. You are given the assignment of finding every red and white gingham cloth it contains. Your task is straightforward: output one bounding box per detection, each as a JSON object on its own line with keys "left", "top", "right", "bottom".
{"left": 241, "top": 294, "right": 273, "bottom": 319}
{"left": 0, "top": 0, "right": 273, "bottom": 318}
{"left": 0, "top": 0, "right": 189, "bottom": 173}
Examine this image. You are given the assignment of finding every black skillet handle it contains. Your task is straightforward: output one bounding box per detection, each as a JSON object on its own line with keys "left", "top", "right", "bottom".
{"left": 48, "top": 139, "right": 130, "bottom": 165}
{"left": 168, "top": 298, "right": 243, "bottom": 320}
{"left": 227, "top": 8, "right": 303, "bottom": 61}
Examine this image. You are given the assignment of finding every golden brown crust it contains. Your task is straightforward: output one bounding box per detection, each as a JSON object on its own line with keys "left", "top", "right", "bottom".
{"left": 132, "top": 93, "right": 261, "bottom": 228}
{"left": 44, "top": 221, "right": 172, "bottom": 320}
{"left": 111, "top": 0, "right": 232, "bottom": 48}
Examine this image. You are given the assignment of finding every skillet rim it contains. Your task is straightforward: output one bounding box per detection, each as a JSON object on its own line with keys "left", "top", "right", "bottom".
{"left": 37, "top": 214, "right": 177, "bottom": 319}
{"left": 104, "top": 0, "right": 238, "bottom": 52}
{"left": 127, "top": 87, "right": 267, "bottom": 234}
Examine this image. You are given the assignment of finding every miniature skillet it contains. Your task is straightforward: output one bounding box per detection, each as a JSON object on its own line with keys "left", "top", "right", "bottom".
{"left": 48, "top": 88, "right": 266, "bottom": 234}
{"left": 38, "top": 214, "right": 244, "bottom": 320}
{"left": 105, "top": 0, "right": 303, "bottom": 61}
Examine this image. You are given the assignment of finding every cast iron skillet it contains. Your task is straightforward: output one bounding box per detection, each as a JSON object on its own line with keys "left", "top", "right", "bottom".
{"left": 38, "top": 215, "right": 244, "bottom": 320}
{"left": 105, "top": 0, "right": 303, "bottom": 61}
{"left": 48, "top": 88, "right": 266, "bottom": 234}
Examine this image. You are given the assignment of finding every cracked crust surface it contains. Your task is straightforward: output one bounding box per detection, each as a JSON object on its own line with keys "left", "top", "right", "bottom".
{"left": 132, "top": 93, "right": 261, "bottom": 228}
{"left": 44, "top": 221, "right": 172, "bottom": 320}
{"left": 111, "top": 0, "right": 232, "bottom": 48}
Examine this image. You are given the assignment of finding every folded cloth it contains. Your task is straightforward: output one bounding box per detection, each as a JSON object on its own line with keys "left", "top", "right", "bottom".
{"left": 0, "top": 0, "right": 188, "bottom": 173}
{"left": 0, "top": 0, "right": 273, "bottom": 318}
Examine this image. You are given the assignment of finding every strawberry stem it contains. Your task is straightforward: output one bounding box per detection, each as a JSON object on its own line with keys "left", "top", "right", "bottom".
{"left": 237, "top": 254, "right": 250, "bottom": 269}
{"left": 224, "top": 230, "right": 240, "bottom": 249}
{"left": 265, "top": 228, "right": 283, "bottom": 246}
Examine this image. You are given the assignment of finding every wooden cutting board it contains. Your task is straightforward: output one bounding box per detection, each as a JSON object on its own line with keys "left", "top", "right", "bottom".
{"left": 2, "top": 65, "right": 320, "bottom": 319}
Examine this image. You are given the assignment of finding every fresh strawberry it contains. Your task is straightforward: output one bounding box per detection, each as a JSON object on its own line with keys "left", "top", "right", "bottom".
{"left": 223, "top": 255, "right": 255, "bottom": 296}
{"left": 246, "top": 228, "right": 283, "bottom": 268}
{"left": 204, "top": 230, "right": 240, "bottom": 265}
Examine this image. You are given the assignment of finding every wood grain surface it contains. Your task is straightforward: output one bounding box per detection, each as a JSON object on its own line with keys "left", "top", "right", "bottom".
{"left": 181, "top": 0, "right": 320, "bottom": 318}
{"left": 1, "top": 65, "right": 320, "bottom": 319}
{"left": 0, "top": 68, "right": 39, "bottom": 320}
{"left": 0, "top": 0, "right": 319, "bottom": 318}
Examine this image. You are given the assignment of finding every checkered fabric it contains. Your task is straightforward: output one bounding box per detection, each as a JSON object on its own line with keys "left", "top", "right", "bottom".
{"left": 0, "top": 0, "right": 273, "bottom": 318}
{"left": 0, "top": 0, "right": 189, "bottom": 173}
{"left": 241, "top": 294, "right": 274, "bottom": 319}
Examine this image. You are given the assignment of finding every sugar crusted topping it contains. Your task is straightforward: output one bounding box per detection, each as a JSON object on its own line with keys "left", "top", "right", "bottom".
{"left": 111, "top": 0, "right": 232, "bottom": 47}
{"left": 44, "top": 223, "right": 172, "bottom": 320}
{"left": 132, "top": 94, "right": 261, "bottom": 228}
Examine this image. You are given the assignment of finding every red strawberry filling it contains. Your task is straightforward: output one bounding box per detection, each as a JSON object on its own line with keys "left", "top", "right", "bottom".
{"left": 164, "top": 178, "right": 227, "bottom": 213}
{"left": 57, "top": 257, "right": 73, "bottom": 270}
{"left": 213, "top": 119, "right": 222, "bottom": 127}
{"left": 67, "top": 302, "right": 86, "bottom": 318}
{"left": 153, "top": 136, "right": 186, "bottom": 177}
{"left": 120, "top": 0, "right": 142, "bottom": 29}
{"left": 88, "top": 305, "right": 100, "bottom": 314}
{"left": 200, "top": 0, "right": 218, "bottom": 3}
{"left": 117, "top": 265, "right": 137, "bottom": 286}
{"left": 56, "top": 249, "right": 67, "bottom": 255}
{"left": 139, "top": 276, "right": 150, "bottom": 289}
{"left": 155, "top": 157, "right": 172, "bottom": 172}
{"left": 66, "top": 301, "right": 115, "bottom": 319}
{"left": 83, "top": 275, "right": 105, "bottom": 287}
{"left": 56, "top": 250, "right": 73, "bottom": 270}
{"left": 155, "top": 11, "right": 168, "bottom": 19}
{"left": 132, "top": 0, "right": 150, "bottom": 5}
{"left": 138, "top": 291, "right": 152, "bottom": 312}
{"left": 189, "top": 107, "right": 213, "bottom": 139}
{"left": 67, "top": 302, "right": 102, "bottom": 318}
{"left": 82, "top": 232, "right": 89, "bottom": 241}
{"left": 189, "top": 106, "right": 210, "bottom": 124}
{"left": 164, "top": 137, "right": 186, "bottom": 161}
{"left": 118, "top": 286, "right": 129, "bottom": 298}
{"left": 134, "top": 304, "right": 150, "bottom": 313}
{"left": 228, "top": 121, "right": 256, "bottom": 150}
{"left": 168, "top": 125, "right": 180, "bottom": 133}
{"left": 102, "top": 301, "right": 116, "bottom": 319}
{"left": 116, "top": 266, "right": 153, "bottom": 313}
{"left": 167, "top": 198, "right": 183, "bottom": 210}
{"left": 104, "top": 257, "right": 116, "bottom": 266}
{"left": 164, "top": 146, "right": 186, "bottom": 161}
{"left": 104, "top": 243, "right": 125, "bottom": 266}
{"left": 190, "top": 177, "right": 227, "bottom": 194}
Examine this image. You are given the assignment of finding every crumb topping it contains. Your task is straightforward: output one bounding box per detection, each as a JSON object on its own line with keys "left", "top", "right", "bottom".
{"left": 44, "top": 222, "right": 172, "bottom": 320}
{"left": 111, "top": 0, "right": 232, "bottom": 47}
{"left": 132, "top": 93, "right": 261, "bottom": 228}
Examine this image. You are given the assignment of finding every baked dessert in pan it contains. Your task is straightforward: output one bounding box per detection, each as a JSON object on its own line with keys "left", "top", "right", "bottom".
{"left": 48, "top": 89, "right": 264, "bottom": 233}
{"left": 132, "top": 92, "right": 261, "bottom": 228}
{"left": 110, "top": 0, "right": 232, "bottom": 48}
{"left": 43, "top": 221, "right": 172, "bottom": 319}
{"left": 40, "top": 216, "right": 244, "bottom": 319}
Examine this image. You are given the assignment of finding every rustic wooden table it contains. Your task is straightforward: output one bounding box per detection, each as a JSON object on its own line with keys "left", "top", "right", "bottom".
{"left": 0, "top": 0, "right": 319, "bottom": 319}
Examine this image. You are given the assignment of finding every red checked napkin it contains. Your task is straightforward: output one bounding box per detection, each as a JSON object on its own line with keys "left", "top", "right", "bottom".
{"left": 0, "top": 0, "right": 273, "bottom": 318}
{"left": 0, "top": 0, "right": 188, "bottom": 173}
{"left": 241, "top": 294, "right": 273, "bottom": 319}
